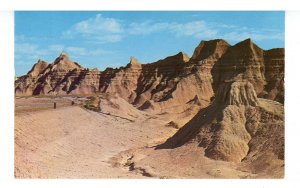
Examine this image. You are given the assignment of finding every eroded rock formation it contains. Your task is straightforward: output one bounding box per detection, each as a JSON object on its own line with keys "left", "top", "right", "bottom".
{"left": 158, "top": 39, "right": 284, "bottom": 168}
{"left": 15, "top": 52, "right": 101, "bottom": 96}
{"left": 15, "top": 38, "right": 284, "bottom": 173}
{"left": 16, "top": 39, "right": 284, "bottom": 107}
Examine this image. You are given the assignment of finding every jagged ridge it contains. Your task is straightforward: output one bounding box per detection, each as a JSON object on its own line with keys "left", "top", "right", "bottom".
{"left": 157, "top": 39, "right": 284, "bottom": 168}
{"left": 15, "top": 38, "right": 285, "bottom": 172}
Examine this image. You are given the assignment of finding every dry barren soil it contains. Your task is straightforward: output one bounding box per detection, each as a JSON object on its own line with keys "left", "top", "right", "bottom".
{"left": 15, "top": 97, "right": 278, "bottom": 178}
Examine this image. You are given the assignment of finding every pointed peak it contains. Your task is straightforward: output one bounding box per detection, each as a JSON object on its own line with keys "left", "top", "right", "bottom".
{"left": 176, "top": 52, "right": 190, "bottom": 62}
{"left": 36, "top": 59, "right": 47, "bottom": 64}
{"left": 52, "top": 52, "right": 82, "bottom": 71}
{"left": 192, "top": 39, "right": 230, "bottom": 61}
{"left": 151, "top": 52, "right": 190, "bottom": 66}
{"left": 60, "top": 51, "right": 69, "bottom": 57}
{"left": 129, "top": 56, "right": 141, "bottom": 65}
{"left": 27, "top": 60, "right": 49, "bottom": 77}
{"left": 54, "top": 51, "right": 70, "bottom": 63}
{"left": 236, "top": 38, "right": 254, "bottom": 47}
{"left": 127, "top": 56, "right": 142, "bottom": 69}
{"left": 232, "top": 38, "right": 263, "bottom": 54}
{"left": 58, "top": 51, "right": 71, "bottom": 61}
{"left": 245, "top": 38, "right": 252, "bottom": 42}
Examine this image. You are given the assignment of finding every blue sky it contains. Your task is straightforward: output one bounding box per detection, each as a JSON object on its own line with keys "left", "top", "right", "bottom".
{"left": 15, "top": 11, "right": 284, "bottom": 76}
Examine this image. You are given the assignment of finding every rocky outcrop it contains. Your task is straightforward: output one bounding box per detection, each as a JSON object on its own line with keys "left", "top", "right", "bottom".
{"left": 260, "top": 48, "right": 284, "bottom": 103}
{"left": 100, "top": 57, "right": 143, "bottom": 103}
{"left": 27, "top": 60, "right": 48, "bottom": 77}
{"left": 100, "top": 52, "right": 197, "bottom": 113}
{"left": 15, "top": 52, "right": 101, "bottom": 96}
{"left": 15, "top": 38, "right": 284, "bottom": 106}
{"left": 15, "top": 38, "right": 284, "bottom": 168}
{"left": 212, "top": 39, "right": 265, "bottom": 94}
{"left": 212, "top": 39, "right": 284, "bottom": 104}
{"left": 158, "top": 39, "right": 284, "bottom": 165}
{"left": 100, "top": 40, "right": 231, "bottom": 114}
{"left": 191, "top": 39, "right": 230, "bottom": 61}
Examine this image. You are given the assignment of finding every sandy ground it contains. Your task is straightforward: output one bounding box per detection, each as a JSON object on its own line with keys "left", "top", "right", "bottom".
{"left": 15, "top": 97, "right": 257, "bottom": 178}
{"left": 15, "top": 97, "right": 177, "bottom": 178}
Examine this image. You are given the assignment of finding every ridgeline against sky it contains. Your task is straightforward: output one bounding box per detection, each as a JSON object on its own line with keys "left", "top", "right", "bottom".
{"left": 15, "top": 11, "right": 284, "bottom": 76}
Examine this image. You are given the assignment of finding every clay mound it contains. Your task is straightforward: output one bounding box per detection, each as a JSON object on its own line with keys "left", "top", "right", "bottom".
{"left": 84, "top": 93, "right": 146, "bottom": 121}
{"left": 100, "top": 95, "right": 145, "bottom": 121}
{"left": 158, "top": 82, "right": 283, "bottom": 165}
{"left": 157, "top": 82, "right": 256, "bottom": 161}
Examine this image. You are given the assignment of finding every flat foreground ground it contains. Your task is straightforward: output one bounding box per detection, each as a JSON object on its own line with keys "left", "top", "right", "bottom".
{"left": 15, "top": 97, "right": 259, "bottom": 178}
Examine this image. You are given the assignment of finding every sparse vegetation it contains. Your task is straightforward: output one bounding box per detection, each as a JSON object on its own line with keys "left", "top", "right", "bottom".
{"left": 84, "top": 95, "right": 101, "bottom": 112}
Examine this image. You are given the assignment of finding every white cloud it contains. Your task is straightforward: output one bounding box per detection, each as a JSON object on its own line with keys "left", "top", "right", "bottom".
{"left": 62, "top": 15, "right": 223, "bottom": 42}
{"left": 17, "top": 16, "right": 283, "bottom": 66}
{"left": 128, "top": 21, "right": 169, "bottom": 35}
{"left": 15, "top": 41, "right": 113, "bottom": 63}
{"left": 128, "top": 20, "right": 218, "bottom": 39}
{"left": 127, "top": 17, "right": 284, "bottom": 44}
{"left": 169, "top": 21, "right": 218, "bottom": 38}
{"left": 76, "top": 14, "right": 123, "bottom": 34}
{"left": 127, "top": 20, "right": 283, "bottom": 43}
{"left": 62, "top": 14, "right": 124, "bottom": 43}
{"left": 61, "top": 14, "right": 283, "bottom": 45}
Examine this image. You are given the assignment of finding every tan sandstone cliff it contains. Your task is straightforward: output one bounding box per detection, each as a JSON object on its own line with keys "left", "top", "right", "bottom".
{"left": 157, "top": 39, "right": 284, "bottom": 176}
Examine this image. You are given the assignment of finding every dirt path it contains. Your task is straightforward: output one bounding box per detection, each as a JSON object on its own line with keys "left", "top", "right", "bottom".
{"left": 15, "top": 106, "right": 175, "bottom": 178}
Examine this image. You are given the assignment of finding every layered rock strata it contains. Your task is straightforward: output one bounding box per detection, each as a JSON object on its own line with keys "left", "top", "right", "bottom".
{"left": 15, "top": 52, "right": 101, "bottom": 96}
{"left": 15, "top": 39, "right": 284, "bottom": 109}
{"left": 15, "top": 38, "right": 285, "bottom": 168}
{"left": 158, "top": 39, "right": 284, "bottom": 166}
